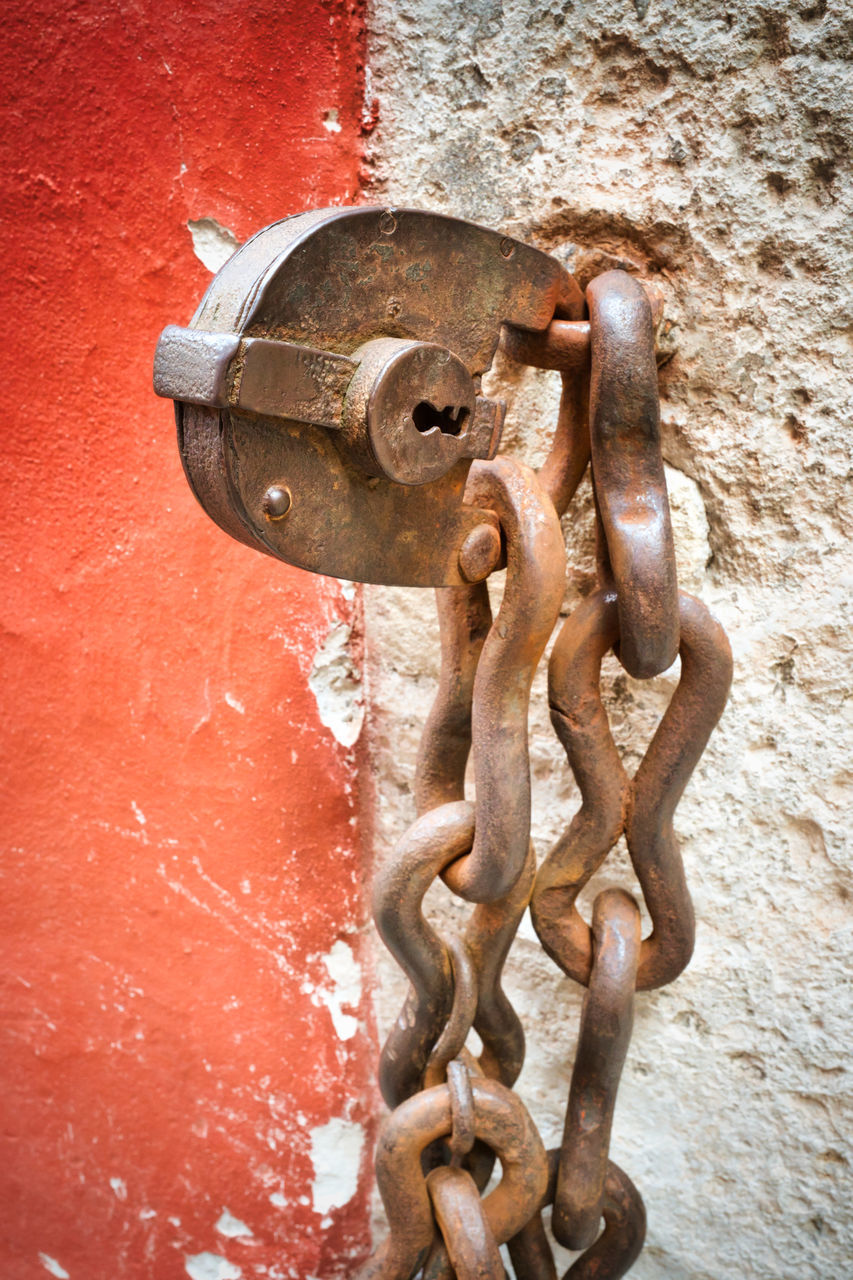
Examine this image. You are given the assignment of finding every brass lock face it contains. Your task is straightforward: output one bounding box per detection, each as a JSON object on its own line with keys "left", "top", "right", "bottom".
{"left": 154, "top": 206, "right": 583, "bottom": 586}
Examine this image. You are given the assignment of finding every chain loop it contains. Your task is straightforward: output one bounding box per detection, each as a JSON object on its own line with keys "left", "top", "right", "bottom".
{"left": 426, "top": 1165, "right": 503, "bottom": 1280}
{"left": 373, "top": 802, "right": 473, "bottom": 1108}
{"left": 552, "top": 888, "right": 641, "bottom": 1251}
{"left": 422, "top": 940, "right": 478, "bottom": 1090}
{"left": 586, "top": 269, "right": 679, "bottom": 678}
{"left": 360, "top": 1077, "right": 548, "bottom": 1280}
{"left": 416, "top": 581, "right": 492, "bottom": 815}
{"left": 531, "top": 588, "right": 732, "bottom": 990}
{"left": 508, "top": 1150, "right": 646, "bottom": 1280}
{"left": 445, "top": 1057, "right": 477, "bottom": 1164}
{"left": 441, "top": 456, "right": 566, "bottom": 903}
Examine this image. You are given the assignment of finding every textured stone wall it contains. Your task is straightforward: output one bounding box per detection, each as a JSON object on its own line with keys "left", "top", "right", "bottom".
{"left": 361, "top": 3, "right": 852, "bottom": 1276}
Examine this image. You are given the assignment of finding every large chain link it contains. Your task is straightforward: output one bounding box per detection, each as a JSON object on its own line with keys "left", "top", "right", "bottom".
{"left": 360, "top": 270, "right": 732, "bottom": 1280}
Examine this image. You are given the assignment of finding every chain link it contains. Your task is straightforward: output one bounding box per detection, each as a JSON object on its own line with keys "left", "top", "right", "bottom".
{"left": 360, "top": 268, "right": 732, "bottom": 1279}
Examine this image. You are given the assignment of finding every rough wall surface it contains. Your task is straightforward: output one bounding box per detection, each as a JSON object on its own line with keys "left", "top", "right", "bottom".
{"left": 362, "top": 3, "right": 852, "bottom": 1277}
{"left": 1, "top": 4, "right": 375, "bottom": 1279}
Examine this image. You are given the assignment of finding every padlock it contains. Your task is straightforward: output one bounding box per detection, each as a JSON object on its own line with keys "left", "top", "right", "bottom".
{"left": 154, "top": 206, "right": 583, "bottom": 586}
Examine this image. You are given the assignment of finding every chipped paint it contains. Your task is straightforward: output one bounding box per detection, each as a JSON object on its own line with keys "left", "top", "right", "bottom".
{"left": 187, "top": 217, "right": 240, "bottom": 273}
{"left": 315, "top": 940, "right": 362, "bottom": 1041}
{"left": 215, "top": 1209, "right": 253, "bottom": 1239}
{"left": 307, "top": 621, "right": 364, "bottom": 748}
{"left": 185, "top": 1254, "right": 242, "bottom": 1280}
{"left": 309, "top": 1117, "right": 365, "bottom": 1215}
{"left": 39, "top": 1257, "right": 69, "bottom": 1280}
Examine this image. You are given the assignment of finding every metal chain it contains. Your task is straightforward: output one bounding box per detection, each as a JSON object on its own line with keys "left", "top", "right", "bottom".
{"left": 360, "top": 270, "right": 732, "bottom": 1280}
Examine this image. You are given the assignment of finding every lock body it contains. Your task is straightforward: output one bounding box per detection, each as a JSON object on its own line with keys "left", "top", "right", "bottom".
{"left": 155, "top": 206, "right": 583, "bottom": 586}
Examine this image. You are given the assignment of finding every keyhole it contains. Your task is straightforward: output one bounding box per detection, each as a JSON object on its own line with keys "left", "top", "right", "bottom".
{"left": 412, "top": 401, "right": 469, "bottom": 437}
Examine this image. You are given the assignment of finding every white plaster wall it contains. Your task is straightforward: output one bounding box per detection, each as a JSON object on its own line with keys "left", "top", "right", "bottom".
{"left": 361, "top": 2, "right": 852, "bottom": 1276}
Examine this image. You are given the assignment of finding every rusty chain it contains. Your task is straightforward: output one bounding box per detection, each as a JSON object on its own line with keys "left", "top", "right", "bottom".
{"left": 361, "top": 268, "right": 732, "bottom": 1280}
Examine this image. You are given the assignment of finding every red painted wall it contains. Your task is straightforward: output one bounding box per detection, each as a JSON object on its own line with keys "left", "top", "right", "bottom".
{"left": 2, "top": 3, "right": 373, "bottom": 1278}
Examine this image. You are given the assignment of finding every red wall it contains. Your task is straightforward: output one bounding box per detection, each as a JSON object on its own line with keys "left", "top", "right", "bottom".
{"left": 2, "top": 3, "right": 374, "bottom": 1278}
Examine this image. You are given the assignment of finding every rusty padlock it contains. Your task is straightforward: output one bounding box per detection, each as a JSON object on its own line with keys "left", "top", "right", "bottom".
{"left": 154, "top": 206, "right": 583, "bottom": 587}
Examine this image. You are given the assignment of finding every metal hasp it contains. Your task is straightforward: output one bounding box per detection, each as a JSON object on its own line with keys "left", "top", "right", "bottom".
{"left": 156, "top": 206, "right": 732, "bottom": 1277}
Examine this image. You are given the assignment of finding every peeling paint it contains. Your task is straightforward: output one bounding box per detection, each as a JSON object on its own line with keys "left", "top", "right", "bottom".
{"left": 316, "top": 939, "right": 362, "bottom": 1040}
{"left": 39, "top": 1257, "right": 69, "bottom": 1280}
{"left": 307, "top": 621, "right": 364, "bottom": 747}
{"left": 184, "top": 1253, "right": 242, "bottom": 1280}
{"left": 215, "top": 1208, "right": 253, "bottom": 1239}
{"left": 309, "top": 1117, "right": 364, "bottom": 1214}
{"left": 109, "top": 1176, "right": 127, "bottom": 1201}
{"left": 187, "top": 217, "right": 240, "bottom": 273}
